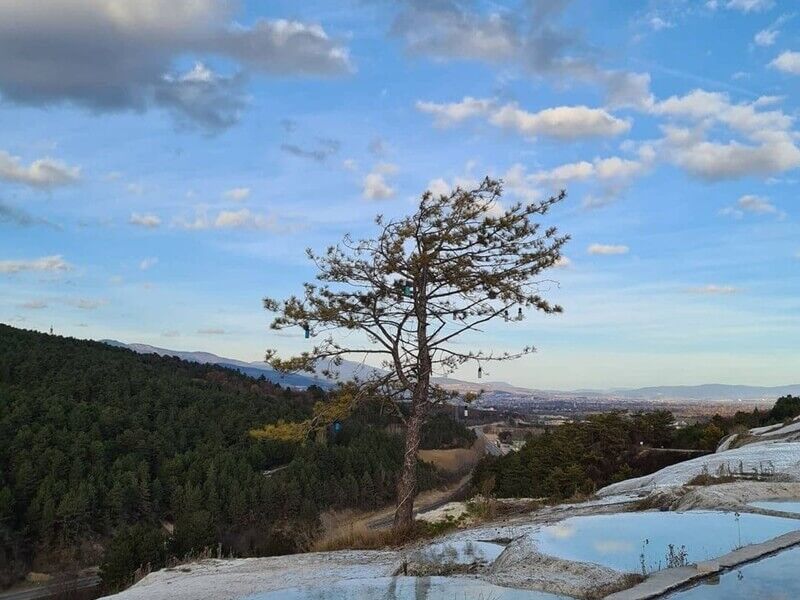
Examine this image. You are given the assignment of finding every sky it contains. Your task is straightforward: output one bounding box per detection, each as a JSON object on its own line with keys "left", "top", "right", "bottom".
{"left": 1, "top": 0, "right": 800, "bottom": 390}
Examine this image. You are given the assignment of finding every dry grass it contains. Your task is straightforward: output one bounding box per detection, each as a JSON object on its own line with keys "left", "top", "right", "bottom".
{"left": 686, "top": 473, "right": 739, "bottom": 486}
{"left": 312, "top": 518, "right": 461, "bottom": 553}
{"left": 312, "top": 521, "right": 398, "bottom": 552}
{"left": 418, "top": 448, "right": 479, "bottom": 475}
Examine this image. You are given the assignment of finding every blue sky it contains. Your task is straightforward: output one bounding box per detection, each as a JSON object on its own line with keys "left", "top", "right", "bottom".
{"left": 1, "top": 0, "right": 800, "bottom": 389}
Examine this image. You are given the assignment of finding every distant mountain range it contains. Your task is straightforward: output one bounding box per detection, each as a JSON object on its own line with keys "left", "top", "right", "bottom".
{"left": 101, "top": 340, "right": 332, "bottom": 389}
{"left": 101, "top": 339, "right": 800, "bottom": 403}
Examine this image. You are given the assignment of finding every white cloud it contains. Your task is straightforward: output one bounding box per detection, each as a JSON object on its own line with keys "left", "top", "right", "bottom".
{"left": 215, "top": 208, "right": 276, "bottom": 230}
{"left": 162, "top": 330, "right": 180, "bottom": 338}
{"left": 362, "top": 163, "right": 398, "bottom": 200}
{"left": 139, "top": 257, "right": 159, "bottom": 271}
{"left": 415, "top": 97, "right": 494, "bottom": 127}
{"left": 553, "top": 256, "right": 572, "bottom": 268}
{"left": 0, "top": 150, "right": 80, "bottom": 188}
{"left": 661, "top": 126, "right": 800, "bottom": 181}
{"left": 687, "top": 284, "right": 739, "bottom": 294}
{"left": 176, "top": 208, "right": 282, "bottom": 231}
{"left": 0, "top": 255, "right": 72, "bottom": 274}
{"left": 651, "top": 90, "right": 800, "bottom": 180}
{"left": 502, "top": 148, "right": 654, "bottom": 209}
{"left": 770, "top": 51, "right": 800, "bottom": 75}
{"left": 652, "top": 89, "right": 793, "bottom": 134}
{"left": 649, "top": 17, "right": 674, "bottom": 31}
{"left": 587, "top": 244, "right": 629, "bottom": 256}
{"left": 223, "top": 187, "right": 250, "bottom": 201}
{"left": 754, "top": 28, "right": 778, "bottom": 46}
{"left": 417, "top": 98, "right": 631, "bottom": 140}
{"left": 726, "top": 0, "right": 773, "bottom": 11}
{"left": 720, "top": 194, "right": 782, "bottom": 218}
{"left": 342, "top": 158, "right": 358, "bottom": 172}
{"left": 129, "top": 213, "right": 161, "bottom": 228}
{"left": 734, "top": 194, "right": 777, "bottom": 214}
{"left": 489, "top": 104, "right": 631, "bottom": 139}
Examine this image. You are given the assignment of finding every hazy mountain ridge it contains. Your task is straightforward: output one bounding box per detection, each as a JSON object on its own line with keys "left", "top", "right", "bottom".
{"left": 101, "top": 340, "right": 800, "bottom": 402}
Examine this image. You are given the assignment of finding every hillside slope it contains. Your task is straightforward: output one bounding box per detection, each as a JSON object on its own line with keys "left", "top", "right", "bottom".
{"left": 0, "top": 325, "right": 447, "bottom": 592}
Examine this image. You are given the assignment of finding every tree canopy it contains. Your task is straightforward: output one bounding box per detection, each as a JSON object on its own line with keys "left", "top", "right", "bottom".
{"left": 262, "top": 178, "right": 569, "bottom": 530}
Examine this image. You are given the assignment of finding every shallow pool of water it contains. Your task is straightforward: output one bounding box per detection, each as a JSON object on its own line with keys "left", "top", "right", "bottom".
{"left": 667, "top": 545, "right": 800, "bottom": 599}
{"left": 748, "top": 500, "right": 800, "bottom": 514}
{"left": 410, "top": 540, "right": 505, "bottom": 566}
{"left": 244, "top": 576, "right": 568, "bottom": 600}
{"left": 530, "top": 511, "right": 800, "bottom": 574}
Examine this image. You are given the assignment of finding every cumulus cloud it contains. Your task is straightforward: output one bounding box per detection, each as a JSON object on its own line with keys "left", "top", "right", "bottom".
{"left": 0, "top": 1, "right": 351, "bottom": 131}
{"left": 392, "top": 1, "right": 516, "bottom": 62}
{"left": 490, "top": 104, "right": 631, "bottom": 139}
{"left": 155, "top": 62, "right": 246, "bottom": 133}
{"left": 176, "top": 208, "right": 282, "bottom": 231}
{"left": 415, "top": 97, "right": 494, "bottom": 127}
{"left": 499, "top": 147, "right": 654, "bottom": 209}
{"left": 660, "top": 126, "right": 800, "bottom": 180}
{"left": 650, "top": 90, "right": 800, "bottom": 180}
{"left": 771, "top": 51, "right": 800, "bottom": 75}
{"left": 652, "top": 89, "right": 793, "bottom": 134}
{"left": 393, "top": 0, "right": 653, "bottom": 109}
{"left": 129, "top": 213, "right": 161, "bottom": 228}
{"left": 417, "top": 97, "right": 630, "bottom": 140}
{"left": 0, "top": 255, "right": 72, "bottom": 274}
{"left": 0, "top": 150, "right": 80, "bottom": 188}
{"left": 720, "top": 194, "right": 782, "bottom": 218}
{"left": 754, "top": 28, "right": 778, "bottom": 46}
{"left": 363, "top": 163, "right": 398, "bottom": 200}
{"left": 687, "top": 284, "right": 739, "bottom": 294}
{"left": 587, "top": 244, "right": 629, "bottom": 256}
{"left": 223, "top": 187, "right": 251, "bottom": 201}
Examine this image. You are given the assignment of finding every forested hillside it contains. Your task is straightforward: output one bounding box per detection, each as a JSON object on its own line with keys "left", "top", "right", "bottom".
{"left": 0, "top": 325, "right": 463, "bottom": 590}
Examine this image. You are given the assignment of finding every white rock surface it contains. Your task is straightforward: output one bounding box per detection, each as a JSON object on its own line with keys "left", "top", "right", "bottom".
{"left": 101, "top": 551, "right": 401, "bottom": 600}
{"left": 597, "top": 442, "right": 800, "bottom": 496}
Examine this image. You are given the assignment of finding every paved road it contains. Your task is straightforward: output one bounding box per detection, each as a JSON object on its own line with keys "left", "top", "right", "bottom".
{"left": 0, "top": 576, "right": 100, "bottom": 600}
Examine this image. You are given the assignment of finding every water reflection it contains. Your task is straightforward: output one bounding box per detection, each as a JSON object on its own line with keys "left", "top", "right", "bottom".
{"left": 668, "top": 546, "right": 800, "bottom": 599}
{"left": 409, "top": 540, "right": 505, "bottom": 566}
{"left": 244, "top": 576, "right": 568, "bottom": 600}
{"left": 530, "top": 511, "right": 800, "bottom": 574}
{"left": 748, "top": 500, "right": 800, "bottom": 514}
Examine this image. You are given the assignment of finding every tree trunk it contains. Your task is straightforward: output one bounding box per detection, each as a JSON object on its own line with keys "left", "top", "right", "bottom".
{"left": 392, "top": 407, "right": 423, "bottom": 533}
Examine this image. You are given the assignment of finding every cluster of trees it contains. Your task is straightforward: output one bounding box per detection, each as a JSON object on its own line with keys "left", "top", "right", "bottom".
{"left": 474, "top": 397, "right": 800, "bottom": 501}
{"left": 0, "top": 325, "right": 465, "bottom": 591}
{"left": 472, "top": 412, "right": 694, "bottom": 499}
